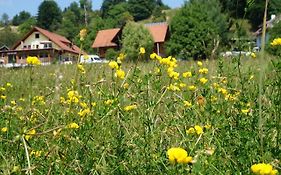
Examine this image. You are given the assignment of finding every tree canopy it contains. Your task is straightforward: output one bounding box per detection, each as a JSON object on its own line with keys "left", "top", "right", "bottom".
{"left": 168, "top": 0, "right": 228, "bottom": 60}
{"left": 37, "top": 0, "right": 62, "bottom": 31}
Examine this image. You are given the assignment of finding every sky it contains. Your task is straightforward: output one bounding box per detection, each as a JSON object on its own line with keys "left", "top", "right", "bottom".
{"left": 0, "top": 0, "right": 186, "bottom": 19}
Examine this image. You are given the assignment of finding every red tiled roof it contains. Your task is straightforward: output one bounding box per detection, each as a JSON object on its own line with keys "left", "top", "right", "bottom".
{"left": 12, "top": 26, "right": 83, "bottom": 54}
{"left": 145, "top": 23, "right": 169, "bottom": 43}
{"left": 92, "top": 28, "right": 121, "bottom": 48}
{"left": 92, "top": 23, "right": 169, "bottom": 48}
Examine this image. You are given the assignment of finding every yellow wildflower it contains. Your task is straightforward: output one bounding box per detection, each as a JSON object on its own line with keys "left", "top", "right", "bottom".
{"left": 199, "top": 78, "right": 208, "bottom": 84}
{"left": 117, "top": 53, "right": 126, "bottom": 62}
{"left": 271, "top": 38, "right": 281, "bottom": 46}
{"left": 179, "top": 83, "right": 186, "bottom": 88}
{"left": 188, "top": 85, "right": 197, "bottom": 91}
{"left": 123, "top": 83, "right": 129, "bottom": 89}
{"left": 197, "top": 61, "right": 203, "bottom": 67}
{"left": 124, "top": 104, "right": 137, "bottom": 111}
{"left": 77, "top": 64, "right": 85, "bottom": 74}
{"left": 251, "top": 163, "right": 278, "bottom": 175}
{"left": 25, "top": 129, "right": 36, "bottom": 140}
{"left": 0, "top": 87, "right": 5, "bottom": 91}
{"left": 108, "top": 61, "right": 119, "bottom": 69}
{"left": 150, "top": 53, "right": 157, "bottom": 59}
{"left": 241, "top": 109, "right": 250, "bottom": 114}
{"left": 183, "top": 101, "right": 192, "bottom": 108}
{"left": 167, "top": 84, "right": 180, "bottom": 91}
{"left": 6, "top": 82, "right": 12, "bottom": 87}
{"left": 78, "top": 108, "right": 90, "bottom": 117}
{"left": 91, "top": 102, "right": 97, "bottom": 107}
{"left": 66, "top": 122, "right": 79, "bottom": 129}
{"left": 167, "top": 147, "right": 192, "bottom": 164}
{"left": 251, "top": 52, "right": 256, "bottom": 59}
{"left": 11, "top": 100, "right": 16, "bottom": 106}
{"left": 139, "top": 47, "right": 146, "bottom": 54}
{"left": 1, "top": 127, "right": 8, "bottom": 132}
{"left": 79, "top": 28, "right": 87, "bottom": 41}
{"left": 115, "top": 69, "right": 125, "bottom": 79}
{"left": 199, "top": 68, "right": 208, "bottom": 74}
{"left": 186, "top": 128, "right": 195, "bottom": 134}
{"left": 182, "top": 71, "right": 192, "bottom": 78}
{"left": 104, "top": 99, "right": 114, "bottom": 105}
{"left": 0, "top": 95, "right": 6, "bottom": 100}
{"left": 30, "top": 150, "right": 42, "bottom": 157}
{"left": 67, "top": 90, "right": 80, "bottom": 103}
{"left": 26, "top": 56, "right": 41, "bottom": 65}
{"left": 194, "top": 125, "right": 204, "bottom": 135}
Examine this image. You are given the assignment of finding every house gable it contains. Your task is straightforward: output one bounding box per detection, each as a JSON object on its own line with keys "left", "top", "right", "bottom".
{"left": 14, "top": 30, "right": 60, "bottom": 50}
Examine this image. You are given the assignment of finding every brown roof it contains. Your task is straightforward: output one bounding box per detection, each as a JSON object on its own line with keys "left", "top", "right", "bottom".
{"left": 92, "top": 23, "right": 169, "bottom": 48}
{"left": 145, "top": 22, "right": 169, "bottom": 43}
{"left": 92, "top": 28, "right": 121, "bottom": 48}
{"left": 12, "top": 26, "right": 82, "bottom": 54}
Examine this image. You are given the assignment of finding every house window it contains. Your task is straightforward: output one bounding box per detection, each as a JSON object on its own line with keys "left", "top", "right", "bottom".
{"left": 35, "top": 33, "right": 40, "bottom": 39}
{"left": 23, "top": 45, "right": 27, "bottom": 49}
{"left": 28, "top": 45, "right": 31, "bottom": 49}
{"left": 36, "top": 45, "right": 39, "bottom": 49}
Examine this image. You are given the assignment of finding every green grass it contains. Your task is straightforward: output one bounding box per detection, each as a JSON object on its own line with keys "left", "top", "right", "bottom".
{"left": 0, "top": 55, "right": 280, "bottom": 174}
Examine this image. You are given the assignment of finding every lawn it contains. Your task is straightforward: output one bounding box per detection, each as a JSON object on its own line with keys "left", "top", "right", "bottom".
{"left": 0, "top": 53, "right": 280, "bottom": 174}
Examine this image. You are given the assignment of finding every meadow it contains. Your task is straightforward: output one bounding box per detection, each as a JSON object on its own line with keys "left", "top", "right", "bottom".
{"left": 0, "top": 52, "right": 280, "bottom": 174}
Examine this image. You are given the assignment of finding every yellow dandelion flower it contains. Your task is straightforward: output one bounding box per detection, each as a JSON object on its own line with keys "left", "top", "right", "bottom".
{"left": 167, "top": 147, "right": 192, "bottom": 164}
{"left": 197, "top": 61, "right": 203, "bottom": 67}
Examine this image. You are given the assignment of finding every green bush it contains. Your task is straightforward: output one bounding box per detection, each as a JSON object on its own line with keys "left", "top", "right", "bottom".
{"left": 167, "top": 0, "right": 227, "bottom": 60}
{"left": 121, "top": 22, "right": 154, "bottom": 61}
{"left": 105, "top": 48, "right": 118, "bottom": 60}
